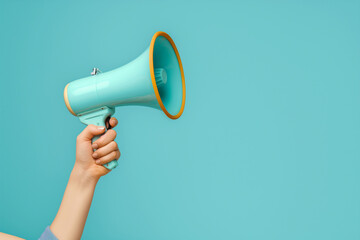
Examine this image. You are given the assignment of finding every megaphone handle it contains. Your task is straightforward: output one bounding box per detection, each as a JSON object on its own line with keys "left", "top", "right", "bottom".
{"left": 79, "top": 107, "right": 118, "bottom": 170}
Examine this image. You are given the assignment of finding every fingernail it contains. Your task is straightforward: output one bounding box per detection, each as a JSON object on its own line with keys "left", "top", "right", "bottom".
{"left": 93, "top": 152, "right": 98, "bottom": 158}
{"left": 92, "top": 143, "right": 98, "bottom": 149}
{"left": 95, "top": 160, "right": 101, "bottom": 164}
{"left": 98, "top": 127, "right": 105, "bottom": 130}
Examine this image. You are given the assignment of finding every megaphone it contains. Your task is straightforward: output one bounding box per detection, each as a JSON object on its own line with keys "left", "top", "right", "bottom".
{"left": 64, "top": 31, "right": 186, "bottom": 170}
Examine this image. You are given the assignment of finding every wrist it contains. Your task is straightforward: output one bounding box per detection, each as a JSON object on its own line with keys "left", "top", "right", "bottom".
{"left": 71, "top": 164, "right": 99, "bottom": 187}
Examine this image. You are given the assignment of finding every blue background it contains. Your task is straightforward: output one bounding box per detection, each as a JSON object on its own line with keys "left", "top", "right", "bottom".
{"left": 1, "top": 0, "right": 359, "bottom": 239}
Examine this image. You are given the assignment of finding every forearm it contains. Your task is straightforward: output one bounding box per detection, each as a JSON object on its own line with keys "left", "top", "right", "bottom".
{"left": 0, "top": 233, "right": 24, "bottom": 240}
{"left": 50, "top": 166, "right": 99, "bottom": 240}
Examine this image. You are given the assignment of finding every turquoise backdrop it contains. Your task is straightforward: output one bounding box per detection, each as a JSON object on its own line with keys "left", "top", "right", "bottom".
{"left": 1, "top": 1, "right": 359, "bottom": 239}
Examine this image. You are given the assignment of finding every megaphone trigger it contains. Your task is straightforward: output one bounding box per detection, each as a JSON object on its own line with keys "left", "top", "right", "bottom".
{"left": 105, "top": 116, "right": 112, "bottom": 130}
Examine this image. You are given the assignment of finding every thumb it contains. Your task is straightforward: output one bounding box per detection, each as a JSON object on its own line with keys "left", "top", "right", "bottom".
{"left": 77, "top": 124, "right": 106, "bottom": 142}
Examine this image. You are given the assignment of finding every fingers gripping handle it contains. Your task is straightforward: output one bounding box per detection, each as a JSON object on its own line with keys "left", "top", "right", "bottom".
{"left": 91, "top": 123, "right": 119, "bottom": 170}
{"left": 78, "top": 107, "right": 118, "bottom": 170}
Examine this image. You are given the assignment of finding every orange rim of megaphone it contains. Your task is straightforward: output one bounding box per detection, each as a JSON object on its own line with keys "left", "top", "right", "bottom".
{"left": 64, "top": 83, "right": 76, "bottom": 116}
{"left": 149, "top": 31, "right": 186, "bottom": 119}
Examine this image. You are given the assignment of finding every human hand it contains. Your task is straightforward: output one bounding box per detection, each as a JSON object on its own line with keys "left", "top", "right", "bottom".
{"left": 74, "top": 117, "right": 121, "bottom": 181}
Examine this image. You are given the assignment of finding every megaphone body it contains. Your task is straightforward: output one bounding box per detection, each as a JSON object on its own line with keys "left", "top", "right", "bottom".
{"left": 64, "top": 32, "right": 186, "bottom": 170}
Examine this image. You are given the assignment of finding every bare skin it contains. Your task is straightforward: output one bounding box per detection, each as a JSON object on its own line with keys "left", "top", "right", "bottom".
{"left": 0, "top": 117, "right": 120, "bottom": 240}
{"left": 0, "top": 233, "right": 24, "bottom": 240}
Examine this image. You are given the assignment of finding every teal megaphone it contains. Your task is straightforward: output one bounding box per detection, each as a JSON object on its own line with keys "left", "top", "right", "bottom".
{"left": 64, "top": 31, "right": 186, "bottom": 170}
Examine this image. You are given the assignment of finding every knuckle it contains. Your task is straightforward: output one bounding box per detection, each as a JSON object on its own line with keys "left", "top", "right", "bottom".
{"left": 109, "top": 129, "right": 117, "bottom": 139}
{"left": 97, "top": 139, "right": 103, "bottom": 146}
{"left": 96, "top": 149, "right": 103, "bottom": 156}
{"left": 98, "top": 137, "right": 106, "bottom": 146}
{"left": 112, "top": 141, "right": 118, "bottom": 149}
{"left": 105, "top": 155, "right": 111, "bottom": 161}
{"left": 103, "top": 155, "right": 111, "bottom": 163}
{"left": 87, "top": 124, "right": 96, "bottom": 130}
